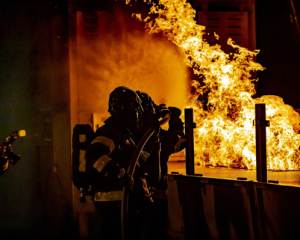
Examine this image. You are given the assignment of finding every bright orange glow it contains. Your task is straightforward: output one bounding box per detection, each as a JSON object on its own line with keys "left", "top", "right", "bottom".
{"left": 138, "top": 0, "right": 300, "bottom": 170}
{"left": 74, "top": 8, "right": 187, "bottom": 116}
{"left": 18, "top": 130, "right": 26, "bottom": 137}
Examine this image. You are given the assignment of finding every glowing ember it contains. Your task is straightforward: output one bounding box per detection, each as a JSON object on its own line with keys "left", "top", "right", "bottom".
{"left": 134, "top": 0, "right": 300, "bottom": 170}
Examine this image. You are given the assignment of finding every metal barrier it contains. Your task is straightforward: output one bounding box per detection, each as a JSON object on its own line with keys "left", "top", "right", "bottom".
{"left": 185, "top": 108, "right": 196, "bottom": 175}
{"left": 168, "top": 107, "right": 300, "bottom": 239}
{"left": 254, "top": 182, "right": 300, "bottom": 240}
{"left": 168, "top": 174, "right": 300, "bottom": 240}
{"left": 254, "top": 104, "right": 269, "bottom": 183}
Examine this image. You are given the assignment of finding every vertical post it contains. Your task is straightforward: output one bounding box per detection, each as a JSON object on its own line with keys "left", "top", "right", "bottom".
{"left": 254, "top": 104, "right": 269, "bottom": 182}
{"left": 185, "top": 108, "right": 195, "bottom": 175}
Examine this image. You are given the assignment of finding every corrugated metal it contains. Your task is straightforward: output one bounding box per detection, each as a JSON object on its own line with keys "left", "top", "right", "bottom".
{"left": 198, "top": 11, "right": 249, "bottom": 53}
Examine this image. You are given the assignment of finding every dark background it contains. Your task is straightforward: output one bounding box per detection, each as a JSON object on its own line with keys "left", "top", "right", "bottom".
{"left": 0, "top": 0, "right": 72, "bottom": 238}
{"left": 256, "top": 0, "right": 300, "bottom": 108}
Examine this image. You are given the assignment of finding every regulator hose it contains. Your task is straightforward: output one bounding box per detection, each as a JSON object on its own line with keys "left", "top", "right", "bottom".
{"left": 121, "top": 114, "right": 170, "bottom": 240}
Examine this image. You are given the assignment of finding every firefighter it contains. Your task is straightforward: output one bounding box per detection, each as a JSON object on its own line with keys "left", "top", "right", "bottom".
{"left": 135, "top": 91, "right": 186, "bottom": 190}
{"left": 135, "top": 91, "right": 170, "bottom": 188}
{"left": 136, "top": 91, "right": 187, "bottom": 240}
{"left": 85, "top": 86, "right": 153, "bottom": 239}
{"left": 158, "top": 106, "right": 186, "bottom": 190}
{"left": 148, "top": 106, "right": 186, "bottom": 240}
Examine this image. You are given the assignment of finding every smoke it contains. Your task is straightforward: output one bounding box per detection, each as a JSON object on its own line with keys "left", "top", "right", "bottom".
{"left": 75, "top": 4, "right": 188, "bottom": 116}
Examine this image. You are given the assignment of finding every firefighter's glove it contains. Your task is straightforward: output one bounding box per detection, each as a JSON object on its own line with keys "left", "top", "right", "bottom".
{"left": 168, "top": 106, "right": 184, "bottom": 131}
{"left": 118, "top": 169, "right": 134, "bottom": 188}
{"left": 156, "top": 104, "right": 171, "bottom": 119}
{"left": 169, "top": 116, "right": 184, "bottom": 131}
{"left": 168, "top": 106, "right": 181, "bottom": 118}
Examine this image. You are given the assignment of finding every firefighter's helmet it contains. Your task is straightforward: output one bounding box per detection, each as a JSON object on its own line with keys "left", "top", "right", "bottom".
{"left": 136, "top": 91, "right": 156, "bottom": 116}
{"left": 109, "top": 86, "right": 144, "bottom": 119}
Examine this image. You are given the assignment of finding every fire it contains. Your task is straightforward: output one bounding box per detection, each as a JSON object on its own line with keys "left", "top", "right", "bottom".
{"left": 132, "top": 0, "right": 300, "bottom": 170}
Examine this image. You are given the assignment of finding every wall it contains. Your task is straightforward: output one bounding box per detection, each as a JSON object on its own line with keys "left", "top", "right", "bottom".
{"left": 69, "top": 1, "right": 189, "bottom": 127}
{"left": 256, "top": 0, "right": 300, "bottom": 108}
{"left": 0, "top": 0, "right": 73, "bottom": 238}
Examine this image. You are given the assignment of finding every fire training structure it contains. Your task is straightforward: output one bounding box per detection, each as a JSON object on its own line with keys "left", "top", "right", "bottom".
{"left": 140, "top": 1, "right": 300, "bottom": 239}
{"left": 138, "top": 0, "right": 300, "bottom": 171}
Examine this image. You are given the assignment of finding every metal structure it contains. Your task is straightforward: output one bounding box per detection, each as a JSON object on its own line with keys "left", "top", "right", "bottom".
{"left": 184, "top": 109, "right": 196, "bottom": 175}
{"left": 168, "top": 173, "right": 300, "bottom": 240}
{"left": 254, "top": 104, "right": 269, "bottom": 182}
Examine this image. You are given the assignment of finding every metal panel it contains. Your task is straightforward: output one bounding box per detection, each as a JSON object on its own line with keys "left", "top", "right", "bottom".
{"left": 169, "top": 174, "right": 300, "bottom": 240}
{"left": 253, "top": 182, "right": 300, "bottom": 240}
{"left": 255, "top": 104, "right": 269, "bottom": 182}
{"left": 167, "top": 175, "right": 186, "bottom": 239}
{"left": 171, "top": 174, "right": 257, "bottom": 240}
{"left": 198, "top": 12, "right": 249, "bottom": 53}
{"left": 185, "top": 109, "right": 195, "bottom": 175}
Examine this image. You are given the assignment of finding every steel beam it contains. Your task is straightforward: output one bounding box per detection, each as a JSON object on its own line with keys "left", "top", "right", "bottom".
{"left": 254, "top": 104, "right": 269, "bottom": 182}
{"left": 185, "top": 108, "right": 196, "bottom": 175}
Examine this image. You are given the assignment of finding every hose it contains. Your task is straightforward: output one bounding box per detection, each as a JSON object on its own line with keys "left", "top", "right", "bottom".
{"left": 121, "top": 114, "right": 170, "bottom": 240}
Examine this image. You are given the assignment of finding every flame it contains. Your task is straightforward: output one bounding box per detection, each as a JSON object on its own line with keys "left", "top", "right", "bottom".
{"left": 137, "top": 0, "right": 300, "bottom": 170}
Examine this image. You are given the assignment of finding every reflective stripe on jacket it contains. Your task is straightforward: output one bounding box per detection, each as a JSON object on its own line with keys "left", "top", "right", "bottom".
{"left": 85, "top": 117, "right": 135, "bottom": 196}
{"left": 94, "top": 190, "right": 123, "bottom": 201}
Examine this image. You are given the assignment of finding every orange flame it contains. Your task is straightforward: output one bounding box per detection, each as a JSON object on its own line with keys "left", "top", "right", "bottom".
{"left": 138, "top": 0, "right": 300, "bottom": 170}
